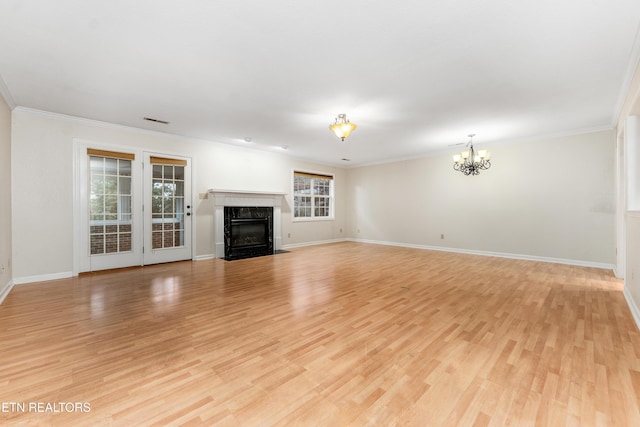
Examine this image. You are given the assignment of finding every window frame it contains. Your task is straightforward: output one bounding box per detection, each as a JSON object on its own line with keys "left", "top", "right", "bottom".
{"left": 292, "top": 169, "right": 335, "bottom": 222}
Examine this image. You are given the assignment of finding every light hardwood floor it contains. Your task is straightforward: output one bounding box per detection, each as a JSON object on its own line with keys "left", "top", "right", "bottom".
{"left": 1, "top": 242, "right": 639, "bottom": 426}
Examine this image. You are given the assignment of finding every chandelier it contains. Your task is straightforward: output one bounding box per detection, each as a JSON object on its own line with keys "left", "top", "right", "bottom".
{"left": 329, "top": 114, "right": 356, "bottom": 141}
{"left": 452, "top": 134, "right": 491, "bottom": 175}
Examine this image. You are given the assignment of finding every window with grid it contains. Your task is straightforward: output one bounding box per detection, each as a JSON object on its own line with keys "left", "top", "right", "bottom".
{"left": 151, "top": 157, "right": 186, "bottom": 249}
{"left": 88, "top": 149, "right": 134, "bottom": 255}
{"left": 293, "top": 171, "right": 334, "bottom": 219}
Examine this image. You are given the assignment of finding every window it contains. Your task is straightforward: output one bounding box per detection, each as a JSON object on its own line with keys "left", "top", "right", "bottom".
{"left": 150, "top": 156, "right": 187, "bottom": 249}
{"left": 293, "top": 171, "right": 334, "bottom": 219}
{"left": 88, "top": 149, "right": 134, "bottom": 255}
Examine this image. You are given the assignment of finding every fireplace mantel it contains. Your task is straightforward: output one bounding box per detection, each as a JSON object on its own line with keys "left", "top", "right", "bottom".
{"left": 208, "top": 190, "right": 286, "bottom": 258}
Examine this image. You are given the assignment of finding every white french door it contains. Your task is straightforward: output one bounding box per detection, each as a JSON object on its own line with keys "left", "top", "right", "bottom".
{"left": 79, "top": 147, "right": 143, "bottom": 272}
{"left": 142, "top": 153, "right": 192, "bottom": 265}
{"left": 76, "top": 144, "right": 192, "bottom": 272}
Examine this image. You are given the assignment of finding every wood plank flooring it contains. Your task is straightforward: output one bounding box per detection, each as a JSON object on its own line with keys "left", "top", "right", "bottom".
{"left": 1, "top": 242, "right": 639, "bottom": 426}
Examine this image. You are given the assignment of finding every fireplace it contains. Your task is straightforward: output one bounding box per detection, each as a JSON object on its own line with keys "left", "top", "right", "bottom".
{"left": 224, "top": 206, "right": 273, "bottom": 260}
{"left": 209, "top": 190, "right": 285, "bottom": 259}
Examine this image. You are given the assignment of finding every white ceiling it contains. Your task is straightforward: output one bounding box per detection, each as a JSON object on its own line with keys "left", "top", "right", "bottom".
{"left": 1, "top": 0, "right": 639, "bottom": 166}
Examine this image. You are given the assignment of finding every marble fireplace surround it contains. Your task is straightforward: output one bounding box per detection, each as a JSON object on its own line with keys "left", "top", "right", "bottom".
{"left": 208, "top": 190, "right": 286, "bottom": 259}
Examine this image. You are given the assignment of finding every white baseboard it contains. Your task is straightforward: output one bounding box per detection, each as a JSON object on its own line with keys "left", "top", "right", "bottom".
{"left": 12, "top": 271, "right": 74, "bottom": 285}
{"left": 194, "top": 254, "right": 216, "bottom": 261}
{"left": 624, "top": 287, "right": 640, "bottom": 331}
{"left": 613, "top": 265, "right": 623, "bottom": 279}
{"left": 281, "top": 238, "right": 348, "bottom": 250}
{"left": 0, "top": 279, "right": 14, "bottom": 304}
{"left": 348, "top": 238, "right": 616, "bottom": 271}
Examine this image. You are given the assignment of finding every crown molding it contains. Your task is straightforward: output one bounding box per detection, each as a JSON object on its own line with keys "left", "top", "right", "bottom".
{"left": 613, "top": 21, "right": 640, "bottom": 125}
{"left": 0, "top": 73, "right": 16, "bottom": 110}
{"left": 350, "top": 125, "right": 614, "bottom": 169}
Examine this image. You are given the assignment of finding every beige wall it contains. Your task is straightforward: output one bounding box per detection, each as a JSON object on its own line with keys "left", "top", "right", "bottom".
{"left": 346, "top": 130, "right": 616, "bottom": 266}
{"left": 11, "top": 108, "right": 346, "bottom": 281}
{"left": 0, "top": 94, "right": 11, "bottom": 301}
{"left": 7, "top": 108, "right": 619, "bottom": 282}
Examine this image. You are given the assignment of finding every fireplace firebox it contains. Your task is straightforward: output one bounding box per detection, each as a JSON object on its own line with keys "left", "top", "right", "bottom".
{"left": 224, "top": 206, "right": 273, "bottom": 260}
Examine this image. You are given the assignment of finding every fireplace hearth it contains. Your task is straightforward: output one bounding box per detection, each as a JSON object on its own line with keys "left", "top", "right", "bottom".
{"left": 224, "top": 206, "right": 273, "bottom": 260}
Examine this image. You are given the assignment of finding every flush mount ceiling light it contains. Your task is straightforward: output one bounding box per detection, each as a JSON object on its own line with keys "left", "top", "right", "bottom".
{"left": 452, "top": 134, "right": 491, "bottom": 176}
{"left": 329, "top": 113, "right": 356, "bottom": 141}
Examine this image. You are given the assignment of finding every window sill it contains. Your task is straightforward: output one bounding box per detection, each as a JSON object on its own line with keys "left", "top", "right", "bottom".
{"left": 292, "top": 217, "right": 335, "bottom": 223}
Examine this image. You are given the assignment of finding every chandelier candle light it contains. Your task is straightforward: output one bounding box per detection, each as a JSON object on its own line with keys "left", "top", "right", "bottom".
{"left": 453, "top": 134, "right": 491, "bottom": 175}
{"left": 329, "top": 114, "right": 356, "bottom": 141}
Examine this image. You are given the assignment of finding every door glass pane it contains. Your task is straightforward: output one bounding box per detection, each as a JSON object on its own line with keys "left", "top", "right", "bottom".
{"left": 89, "top": 155, "right": 134, "bottom": 255}
{"left": 151, "top": 164, "right": 185, "bottom": 249}
{"left": 175, "top": 167, "right": 184, "bottom": 180}
{"left": 119, "top": 177, "right": 131, "bottom": 195}
{"left": 152, "top": 165, "right": 162, "bottom": 179}
{"left": 105, "top": 158, "right": 118, "bottom": 175}
{"left": 119, "top": 159, "right": 131, "bottom": 176}
{"left": 164, "top": 165, "right": 173, "bottom": 179}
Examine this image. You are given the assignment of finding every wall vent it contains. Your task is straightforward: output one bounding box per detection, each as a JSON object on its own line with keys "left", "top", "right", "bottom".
{"left": 143, "top": 117, "right": 170, "bottom": 125}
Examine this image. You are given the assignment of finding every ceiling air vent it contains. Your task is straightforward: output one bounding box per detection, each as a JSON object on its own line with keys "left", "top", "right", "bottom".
{"left": 143, "top": 117, "right": 170, "bottom": 125}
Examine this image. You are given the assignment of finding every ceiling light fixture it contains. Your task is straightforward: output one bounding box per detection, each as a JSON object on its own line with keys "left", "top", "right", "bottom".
{"left": 452, "top": 134, "right": 491, "bottom": 176}
{"left": 329, "top": 114, "right": 356, "bottom": 141}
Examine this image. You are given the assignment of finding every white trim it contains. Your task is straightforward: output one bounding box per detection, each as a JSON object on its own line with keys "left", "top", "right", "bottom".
{"left": 208, "top": 190, "right": 286, "bottom": 258}
{"left": 350, "top": 126, "right": 615, "bottom": 169}
{"left": 613, "top": 265, "right": 621, "bottom": 278}
{"left": 292, "top": 217, "right": 335, "bottom": 223}
{"left": 348, "top": 238, "right": 616, "bottom": 271}
{"left": 72, "top": 140, "right": 82, "bottom": 276}
{"left": 14, "top": 106, "right": 616, "bottom": 170}
{"left": 0, "top": 279, "right": 14, "bottom": 304}
{"left": 13, "top": 271, "right": 74, "bottom": 285}
{"left": 209, "top": 189, "right": 286, "bottom": 197}
{"left": 0, "top": 72, "right": 16, "bottom": 110}
{"left": 282, "top": 238, "right": 348, "bottom": 250}
{"left": 16, "top": 107, "right": 214, "bottom": 144}
{"left": 613, "top": 22, "right": 640, "bottom": 124}
{"left": 12, "top": 107, "right": 345, "bottom": 168}
{"left": 194, "top": 254, "right": 215, "bottom": 261}
{"left": 624, "top": 286, "right": 640, "bottom": 331}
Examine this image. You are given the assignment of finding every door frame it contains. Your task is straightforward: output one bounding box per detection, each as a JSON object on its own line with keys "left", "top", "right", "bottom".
{"left": 142, "top": 151, "right": 193, "bottom": 265}
{"left": 73, "top": 139, "right": 195, "bottom": 275}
